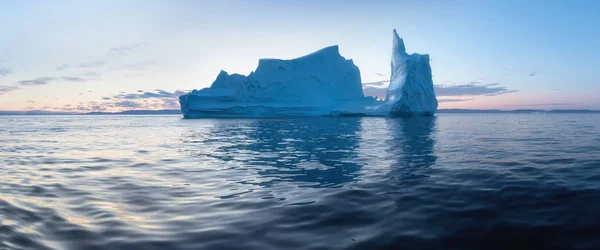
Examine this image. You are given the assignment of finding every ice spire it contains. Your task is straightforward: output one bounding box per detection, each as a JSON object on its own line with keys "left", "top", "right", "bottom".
{"left": 383, "top": 29, "right": 438, "bottom": 116}
{"left": 392, "top": 29, "right": 406, "bottom": 54}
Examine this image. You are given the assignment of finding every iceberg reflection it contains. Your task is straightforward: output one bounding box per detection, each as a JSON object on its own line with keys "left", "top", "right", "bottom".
{"left": 181, "top": 116, "right": 436, "bottom": 193}
{"left": 386, "top": 116, "right": 438, "bottom": 180}
{"left": 183, "top": 118, "right": 365, "bottom": 189}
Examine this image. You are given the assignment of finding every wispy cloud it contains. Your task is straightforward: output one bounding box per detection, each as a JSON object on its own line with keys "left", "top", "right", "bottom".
{"left": 56, "top": 60, "right": 104, "bottom": 71}
{"left": 56, "top": 64, "right": 71, "bottom": 71}
{"left": 78, "top": 61, "right": 106, "bottom": 68}
{"left": 438, "top": 98, "right": 474, "bottom": 103}
{"left": 161, "top": 99, "right": 180, "bottom": 109}
{"left": 60, "top": 77, "right": 88, "bottom": 82}
{"left": 362, "top": 86, "right": 387, "bottom": 99}
{"left": 108, "top": 59, "right": 158, "bottom": 72}
{"left": 362, "top": 78, "right": 390, "bottom": 98}
{"left": 0, "top": 86, "right": 20, "bottom": 95}
{"left": 54, "top": 42, "right": 151, "bottom": 77}
{"left": 528, "top": 71, "right": 537, "bottom": 76}
{"left": 362, "top": 80, "right": 389, "bottom": 88}
{"left": 0, "top": 67, "right": 11, "bottom": 76}
{"left": 57, "top": 64, "right": 105, "bottom": 72}
{"left": 18, "top": 77, "right": 57, "bottom": 86}
{"left": 504, "top": 103, "right": 573, "bottom": 107}
{"left": 362, "top": 81, "right": 517, "bottom": 98}
{"left": 435, "top": 82, "right": 518, "bottom": 96}
{"left": 110, "top": 43, "right": 147, "bottom": 56}
{"left": 75, "top": 89, "right": 187, "bottom": 112}
{"left": 113, "top": 100, "right": 142, "bottom": 108}
{"left": 17, "top": 76, "right": 92, "bottom": 86}
{"left": 112, "top": 89, "right": 187, "bottom": 100}
{"left": 55, "top": 89, "right": 184, "bottom": 112}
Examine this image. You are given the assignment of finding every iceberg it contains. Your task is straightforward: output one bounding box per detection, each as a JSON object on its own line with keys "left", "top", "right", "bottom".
{"left": 179, "top": 30, "right": 437, "bottom": 118}
{"left": 179, "top": 46, "right": 374, "bottom": 118}
{"left": 377, "top": 29, "right": 438, "bottom": 116}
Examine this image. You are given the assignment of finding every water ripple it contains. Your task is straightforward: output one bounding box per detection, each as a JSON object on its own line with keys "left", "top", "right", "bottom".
{"left": 1, "top": 114, "right": 600, "bottom": 249}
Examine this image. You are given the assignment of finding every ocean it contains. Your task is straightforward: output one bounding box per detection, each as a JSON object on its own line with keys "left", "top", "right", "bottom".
{"left": 1, "top": 114, "right": 599, "bottom": 250}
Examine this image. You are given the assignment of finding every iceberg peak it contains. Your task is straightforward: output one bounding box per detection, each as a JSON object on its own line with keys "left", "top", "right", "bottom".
{"left": 217, "top": 69, "right": 228, "bottom": 77}
{"left": 392, "top": 29, "right": 406, "bottom": 54}
{"left": 258, "top": 45, "right": 341, "bottom": 65}
{"left": 301, "top": 45, "right": 340, "bottom": 58}
{"left": 384, "top": 29, "right": 438, "bottom": 116}
{"left": 209, "top": 70, "right": 246, "bottom": 89}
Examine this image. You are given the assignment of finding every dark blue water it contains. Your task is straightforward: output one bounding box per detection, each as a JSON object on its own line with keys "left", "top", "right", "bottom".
{"left": 1, "top": 114, "right": 600, "bottom": 250}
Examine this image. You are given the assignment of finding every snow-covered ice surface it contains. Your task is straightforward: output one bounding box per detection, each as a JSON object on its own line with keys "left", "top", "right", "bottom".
{"left": 179, "top": 30, "right": 437, "bottom": 118}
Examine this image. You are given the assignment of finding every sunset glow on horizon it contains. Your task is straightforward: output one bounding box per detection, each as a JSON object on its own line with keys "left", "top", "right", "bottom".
{"left": 1, "top": 0, "right": 599, "bottom": 112}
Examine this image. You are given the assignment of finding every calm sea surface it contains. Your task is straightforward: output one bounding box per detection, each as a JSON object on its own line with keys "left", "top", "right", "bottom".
{"left": 1, "top": 114, "right": 600, "bottom": 250}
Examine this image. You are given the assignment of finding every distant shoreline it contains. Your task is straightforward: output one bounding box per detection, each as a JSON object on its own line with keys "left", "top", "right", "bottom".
{"left": 1, "top": 109, "right": 600, "bottom": 116}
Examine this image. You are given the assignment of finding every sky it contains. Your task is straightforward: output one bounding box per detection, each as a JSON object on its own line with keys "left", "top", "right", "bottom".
{"left": 1, "top": 0, "right": 599, "bottom": 112}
